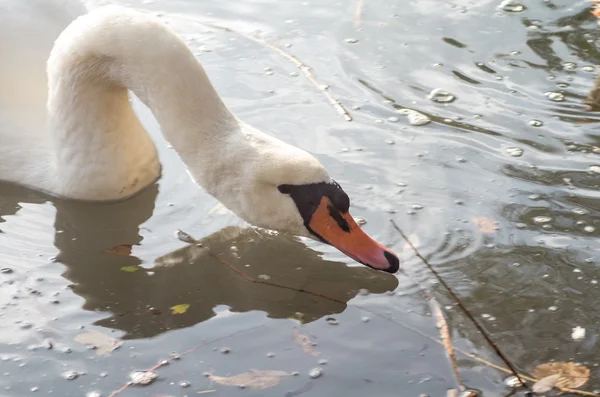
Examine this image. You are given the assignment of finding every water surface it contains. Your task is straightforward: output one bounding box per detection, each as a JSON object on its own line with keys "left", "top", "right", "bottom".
{"left": 2, "top": 0, "right": 600, "bottom": 396}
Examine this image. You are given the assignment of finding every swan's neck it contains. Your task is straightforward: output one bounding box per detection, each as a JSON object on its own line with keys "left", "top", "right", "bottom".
{"left": 46, "top": 7, "right": 240, "bottom": 200}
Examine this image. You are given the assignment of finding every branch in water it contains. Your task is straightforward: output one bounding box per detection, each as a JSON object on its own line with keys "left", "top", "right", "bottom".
{"left": 202, "top": 23, "right": 353, "bottom": 122}
{"left": 429, "top": 294, "right": 463, "bottom": 389}
{"left": 207, "top": 251, "right": 348, "bottom": 305}
{"left": 389, "top": 219, "right": 530, "bottom": 392}
{"left": 117, "top": 228, "right": 597, "bottom": 397}
{"left": 176, "top": 229, "right": 348, "bottom": 306}
{"left": 107, "top": 325, "right": 265, "bottom": 397}
{"left": 357, "top": 305, "right": 599, "bottom": 397}
{"left": 354, "top": 0, "right": 364, "bottom": 27}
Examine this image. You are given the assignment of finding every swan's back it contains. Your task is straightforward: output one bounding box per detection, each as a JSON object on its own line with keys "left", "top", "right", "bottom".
{"left": 0, "top": 0, "right": 86, "bottom": 188}
{"left": 0, "top": 0, "right": 86, "bottom": 111}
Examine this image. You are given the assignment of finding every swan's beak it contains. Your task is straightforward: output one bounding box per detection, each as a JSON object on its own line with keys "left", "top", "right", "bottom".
{"left": 308, "top": 197, "right": 400, "bottom": 273}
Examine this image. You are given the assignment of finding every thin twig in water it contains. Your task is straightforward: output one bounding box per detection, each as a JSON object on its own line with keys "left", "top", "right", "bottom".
{"left": 175, "top": 230, "right": 348, "bottom": 305}
{"left": 390, "top": 220, "right": 530, "bottom": 392}
{"left": 202, "top": 23, "right": 352, "bottom": 121}
{"left": 354, "top": 0, "right": 364, "bottom": 27}
{"left": 396, "top": 233, "right": 463, "bottom": 390}
{"left": 356, "top": 305, "right": 599, "bottom": 397}
{"left": 196, "top": 390, "right": 216, "bottom": 395}
{"left": 207, "top": 251, "right": 347, "bottom": 305}
{"left": 170, "top": 230, "right": 598, "bottom": 395}
{"left": 429, "top": 295, "right": 462, "bottom": 389}
{"left": 107, "top": 326, "right": 265, "bottom": 397}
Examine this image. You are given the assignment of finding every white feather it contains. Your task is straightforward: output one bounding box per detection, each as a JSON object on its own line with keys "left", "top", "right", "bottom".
{"left": 0, "top": 0, "right": 331, "bottom": 237}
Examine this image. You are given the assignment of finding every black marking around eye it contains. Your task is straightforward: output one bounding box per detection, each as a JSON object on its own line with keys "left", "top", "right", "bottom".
{"left": 327, "top": 204, "right": 350, "bottom": 233}
{"left": 277, "top": 180, "right": 351, "bottom": 234}
{"left": 329, "top": 180, "right": 350, "bottom": 213}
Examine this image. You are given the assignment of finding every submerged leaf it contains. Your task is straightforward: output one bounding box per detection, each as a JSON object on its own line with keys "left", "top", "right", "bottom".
{"left": 472, "top": 217, "right": 498, "bottom": 234}
{"left": 209, "top": 369, "right": 288, "bottom": 389}
{"left": 120, "top": 266, "right": 140, "bottom": 273}
{"left": 292, "top": 328, "right": 319, "bottom": 356}
{"left": 532, "top": 374, "right": 561, "bottom": 393}
{"left": 532, "top": 361, "right": 590, "bottom": 390}
{"left": 104, "top": 244, "right": 133, "bottom": 256}
{"left": 170, "top": 303, "right": 190, "bottom": 315}
{"left": 74, "top": 330, "right": 123, "bottom": 356}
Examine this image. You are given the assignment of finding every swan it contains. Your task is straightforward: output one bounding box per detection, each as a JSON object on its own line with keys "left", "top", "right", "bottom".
{"left": 0, "top": 0, "right": 399, "bottom": 273}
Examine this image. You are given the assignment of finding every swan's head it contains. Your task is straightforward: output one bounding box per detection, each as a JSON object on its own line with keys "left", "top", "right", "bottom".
{"left": 237, "top": 144, "right": 400, "bottom": 274}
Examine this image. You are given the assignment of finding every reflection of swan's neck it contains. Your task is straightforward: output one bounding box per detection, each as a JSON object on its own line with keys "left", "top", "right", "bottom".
{"left": 46, "top": 7, "right": 239, "bottom": 199}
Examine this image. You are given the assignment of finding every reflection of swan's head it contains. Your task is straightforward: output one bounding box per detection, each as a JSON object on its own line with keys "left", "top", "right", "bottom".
{"left": 212, "top": 136, "right": 400, "bottom": 273}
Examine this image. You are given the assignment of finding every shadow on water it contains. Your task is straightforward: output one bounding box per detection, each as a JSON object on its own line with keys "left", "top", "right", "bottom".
{"left": 0, "top": 181, "right": 397, "bottom": 340}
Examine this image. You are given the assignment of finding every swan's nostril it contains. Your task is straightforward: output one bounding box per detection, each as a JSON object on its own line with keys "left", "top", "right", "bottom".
{"left": 383, "top": 251, "right": 400, "bottom": 273}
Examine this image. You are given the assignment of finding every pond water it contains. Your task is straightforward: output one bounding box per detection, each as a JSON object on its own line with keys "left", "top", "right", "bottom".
{"left": 2, "top": 0, "right": 600, "bottom": 396}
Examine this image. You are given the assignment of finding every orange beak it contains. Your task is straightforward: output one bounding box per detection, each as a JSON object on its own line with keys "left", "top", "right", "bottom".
{"left": 308, "top": 197, "right": 399, "bottom": 273}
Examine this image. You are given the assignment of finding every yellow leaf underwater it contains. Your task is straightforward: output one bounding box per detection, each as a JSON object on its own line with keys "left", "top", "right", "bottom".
{"left": 170, "top": 303, "right": 190, "bottom": 315}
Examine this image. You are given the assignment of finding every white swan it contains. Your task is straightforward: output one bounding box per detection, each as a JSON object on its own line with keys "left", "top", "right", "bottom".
{"left": 0, "top": 0, "right": 399, "bottom": 273}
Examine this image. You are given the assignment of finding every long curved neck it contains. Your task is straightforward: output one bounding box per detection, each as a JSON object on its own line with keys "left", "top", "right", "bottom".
{"left": 46, "top": 6, "right": 240, "bottom": 199}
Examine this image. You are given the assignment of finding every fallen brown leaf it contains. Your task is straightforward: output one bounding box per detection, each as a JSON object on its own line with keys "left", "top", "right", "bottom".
{"left": 292, "top": 328, "right": 319, "bottom": 356}
{"left": 532, "top": 374, "right": 561, "bottom": 394}
{"left": 104, "top": 244, "right": 133, "bottom": 256}
{"left": 532, "top": 361, "right": 590, "bottom": 390}
{"left": 472, "top": 217, "right": 498, "bottom": 234}
{"left": 209, "top": 370, "right": 289, "bottom": 390}
{"left": 74, "top": 330, "right": 123, "bottom": 356}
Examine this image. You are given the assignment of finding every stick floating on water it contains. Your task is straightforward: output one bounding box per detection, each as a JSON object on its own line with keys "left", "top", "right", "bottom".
{"left": 354, "top": 0, "right": 364, "bottom": 27}
{"left": 389, "top": 219, "right": 530, "bottom": 391}
{"left": 202, "top": 23, "right": 353, "bottom": 121}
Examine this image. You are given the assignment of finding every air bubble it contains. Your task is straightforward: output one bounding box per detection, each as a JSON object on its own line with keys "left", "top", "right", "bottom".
{"left": 505, "top": 147, "right": 523, "bottom": 157}
{"left": 545, "top": 92, "right": 565, "bottom": 102}
{"left": 427, "top": 88, "right": 456, "bottom": 103}
{"left": 498, "top": 0, "right": 525, "bottom": 12}
{"left": 528, "top": 120, "right": 543, "bottom": 127}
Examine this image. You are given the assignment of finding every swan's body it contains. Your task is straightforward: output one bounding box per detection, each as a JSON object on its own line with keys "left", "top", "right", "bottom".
{"left": 0, "top": 0, "right": 399, "bottom": 273}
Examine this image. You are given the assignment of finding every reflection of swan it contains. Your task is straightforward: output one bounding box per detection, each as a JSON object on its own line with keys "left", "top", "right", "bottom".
{"left": 0, "top": 187, "right": 397, "bottom": 340}
{"left": 0, "top": 1, "right": 398, "bottom": 272}
{"left": 96, "top": 227, "right": 399, "bottom": 339}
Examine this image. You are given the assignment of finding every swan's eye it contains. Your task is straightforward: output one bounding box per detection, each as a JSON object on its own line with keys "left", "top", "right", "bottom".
{"left": 329, "top": 179, "right": 350, "bottom": 213}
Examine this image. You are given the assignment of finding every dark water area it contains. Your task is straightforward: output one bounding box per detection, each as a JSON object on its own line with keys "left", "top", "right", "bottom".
{"left": 3, "top": 0, "right": 600, "bottom": 396}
